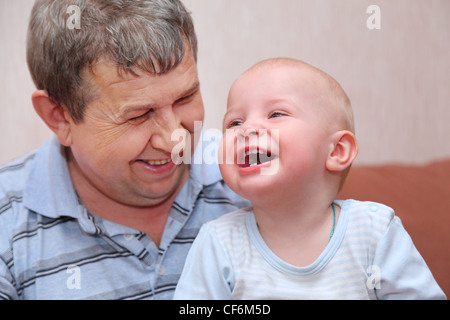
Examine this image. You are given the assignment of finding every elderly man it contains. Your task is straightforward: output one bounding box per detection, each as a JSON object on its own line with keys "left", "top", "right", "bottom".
{"left": 0, "top": 0, "right": 248, "bottom": 299}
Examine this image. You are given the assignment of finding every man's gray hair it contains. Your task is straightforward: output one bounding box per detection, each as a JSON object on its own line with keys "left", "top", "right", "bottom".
{"left": 27, "top": 0, "right": 198, "bottom": 122}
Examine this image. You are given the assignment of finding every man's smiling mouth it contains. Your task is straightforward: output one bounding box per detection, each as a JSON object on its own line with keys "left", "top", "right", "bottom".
{"left": 137, "top": 158, "right": 172, "bottom": 166}
{"left": 135, "top": 157, "right": 177, "bottom": 176}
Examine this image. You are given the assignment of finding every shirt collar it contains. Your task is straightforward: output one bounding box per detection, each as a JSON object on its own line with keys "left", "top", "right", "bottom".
{"left": 23, "top": 136, "right": 81, "bottom": 220}
{"left": 189, "top": 129, "right": 223, "bottom": 187}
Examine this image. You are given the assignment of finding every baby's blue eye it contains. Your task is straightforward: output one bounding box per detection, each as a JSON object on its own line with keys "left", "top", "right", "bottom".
{"left": 227, "top": 120, "right": 243, "bottom": 128}
{"left": 269, "top": 112, "right": 285, "bottom": 119}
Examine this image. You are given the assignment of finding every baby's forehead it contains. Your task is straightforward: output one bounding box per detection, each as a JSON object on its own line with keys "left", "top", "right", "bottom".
{"left": 250, "top": 58, "right": 319, "bottom": 75}
{"left": 230, "top": 62, "right": 331, "bottom": 108}
{"left": 229, "top": 58, "right": 354, "bottom": 131}
{"left": 239, "top": 59, "right": 328, "bottom": 90}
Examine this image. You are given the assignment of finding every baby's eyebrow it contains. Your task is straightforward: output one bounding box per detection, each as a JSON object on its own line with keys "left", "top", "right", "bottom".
{"left": 223, "top": 108, "right": 242, "bottom": 122}
{"left": 223, "top": 108, "right": 236, "bottom": 119}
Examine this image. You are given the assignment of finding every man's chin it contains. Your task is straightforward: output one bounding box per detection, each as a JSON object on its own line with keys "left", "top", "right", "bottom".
{"left": 127, "top": 165, "right": 190, "bottom": 207}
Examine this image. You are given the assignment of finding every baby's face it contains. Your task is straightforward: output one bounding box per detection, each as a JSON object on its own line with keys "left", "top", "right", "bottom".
{"left": 219, "top": 63, "right": 336, "bottom": 202}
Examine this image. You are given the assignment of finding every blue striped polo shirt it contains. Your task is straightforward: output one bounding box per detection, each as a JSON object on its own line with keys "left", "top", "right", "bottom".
{"left": 0, "top": 134, "right": 249, "bottom": 300}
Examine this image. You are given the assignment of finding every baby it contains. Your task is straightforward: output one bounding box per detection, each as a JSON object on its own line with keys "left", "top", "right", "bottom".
{"left": 174, "top": 58, "right": 445, "bottom": 299}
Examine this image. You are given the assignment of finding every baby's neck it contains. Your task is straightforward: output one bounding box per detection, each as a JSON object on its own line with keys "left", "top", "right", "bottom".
{"left": 252, "top": 200, "right": 340, "bottom": 267}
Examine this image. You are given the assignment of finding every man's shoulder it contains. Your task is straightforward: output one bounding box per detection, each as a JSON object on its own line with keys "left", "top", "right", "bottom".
{"left": 0, "top": 151, "right": 40, "bottom": 244}
{"left": 0, "top": 138, "right": 58, "bottom": 224}
{"left": 0, "top": 151, "right": 38, "bottom": 198}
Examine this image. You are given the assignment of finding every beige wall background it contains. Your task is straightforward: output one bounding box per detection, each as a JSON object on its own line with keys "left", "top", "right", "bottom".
{"left": 1, "top": 0, "right": 449, "bottom": 166}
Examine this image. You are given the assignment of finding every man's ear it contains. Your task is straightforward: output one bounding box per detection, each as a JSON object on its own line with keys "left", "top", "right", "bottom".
{"left": 32, "top": 90, "right": 73, "bottom": 147}
{"left": 326, "top": 130, "right": 358, "bottom": 172}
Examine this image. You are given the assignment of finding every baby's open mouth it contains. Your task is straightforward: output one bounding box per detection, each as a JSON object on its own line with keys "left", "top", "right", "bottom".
{"left": 240, "top": 149, "right": 277, "bottom": 168}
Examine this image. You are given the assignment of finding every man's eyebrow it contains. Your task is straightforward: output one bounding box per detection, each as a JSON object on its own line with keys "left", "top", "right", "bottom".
{"left": 177, "top": 81, "right": 200, "bottom": 100}
{"left": 118, "top": 103, "right": 156, "bottom": 120}
{"left": 119, "top": 81, "right": 200, "bottom": 119}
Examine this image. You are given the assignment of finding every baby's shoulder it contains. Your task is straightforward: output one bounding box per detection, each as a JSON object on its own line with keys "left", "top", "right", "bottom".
{"left": 338, "top": 199, "right": 397, "bottom": 237}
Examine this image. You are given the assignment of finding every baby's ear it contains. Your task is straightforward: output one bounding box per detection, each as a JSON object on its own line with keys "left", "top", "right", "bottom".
{"left": 326, "top": 130, "right": 358, "bottom": 172}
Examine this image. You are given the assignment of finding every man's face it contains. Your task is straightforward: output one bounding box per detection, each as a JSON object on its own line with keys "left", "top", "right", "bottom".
{"left": 66, "top": 50, "right": 204, "bottom": 207}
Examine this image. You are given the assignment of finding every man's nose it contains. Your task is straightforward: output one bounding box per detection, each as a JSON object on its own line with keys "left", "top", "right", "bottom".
{"left": 149, "top": 107, "right": 181, "bottom": 153}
